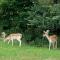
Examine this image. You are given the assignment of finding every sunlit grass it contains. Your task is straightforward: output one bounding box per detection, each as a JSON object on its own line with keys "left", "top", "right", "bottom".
{"left": 0, "top": 39, "right": 60, "bottom": 60}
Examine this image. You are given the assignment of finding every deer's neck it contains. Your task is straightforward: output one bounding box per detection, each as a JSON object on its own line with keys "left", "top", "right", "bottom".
{"left": 45, "top": 34, "right": 50, "bottom": 41}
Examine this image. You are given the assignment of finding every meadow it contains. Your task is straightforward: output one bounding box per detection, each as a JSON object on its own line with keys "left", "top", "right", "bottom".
{"left": 0, "top": 39, "right": 60, "bottom": 60}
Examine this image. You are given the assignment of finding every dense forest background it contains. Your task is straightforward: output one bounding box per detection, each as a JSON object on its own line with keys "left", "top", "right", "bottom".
{"left": 0, "top": 0, "right": 60, "bottom": 46}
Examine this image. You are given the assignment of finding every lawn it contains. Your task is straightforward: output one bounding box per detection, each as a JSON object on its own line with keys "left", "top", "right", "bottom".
{"left": 0, "top": 39, "right": 60, "bottom": 60}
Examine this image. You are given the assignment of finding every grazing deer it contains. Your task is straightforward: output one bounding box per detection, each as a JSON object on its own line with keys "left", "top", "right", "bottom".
{"left": 1, "top": 32, "right": 22, "bottom": 46}
{"left": 43, "top": 30, "right": 57, "bottom": 50}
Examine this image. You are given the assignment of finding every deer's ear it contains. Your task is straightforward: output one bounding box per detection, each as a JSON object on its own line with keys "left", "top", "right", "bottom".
{"left": 43, "top": 31, "right": 45, "bottom": 33}
{"left": 46, "top": 30, "right": 50, "bottom": 33}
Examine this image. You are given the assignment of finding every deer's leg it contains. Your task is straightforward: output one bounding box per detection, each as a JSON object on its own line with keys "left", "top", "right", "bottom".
{"left": 55, "top": 41, "right": 57, "bottom": 48}
{"left": 4, "top": 39, "right": 5, "bottom": 42}
{"left": 8, "top": 40, "right": 10, "bottom": 44}
{"left": 12, "top": 40, "right": 13, "bottom": 46}
{"left": 49, "top": 42, "right": 51, "bottom": 51}
{"left": 19, "top": 40, "right": 21, "bottom": 46}
{"left": 53, "top": 43, "right": 55, "bottom": 49}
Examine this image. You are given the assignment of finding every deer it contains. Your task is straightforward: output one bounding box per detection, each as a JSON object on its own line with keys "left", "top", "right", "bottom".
{"left": 1, "top": 32, "right": 22, "bottom": 46}
{"left": 43, "top": 30, "right": 57, "bottom": 50}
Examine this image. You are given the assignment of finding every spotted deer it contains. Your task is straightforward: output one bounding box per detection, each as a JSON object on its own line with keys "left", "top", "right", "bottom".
{"left": 43, "top": 30, "right": 57, "bottom": 50}
{"left": 1, "top": 32, "right": 22, "bottom": 46}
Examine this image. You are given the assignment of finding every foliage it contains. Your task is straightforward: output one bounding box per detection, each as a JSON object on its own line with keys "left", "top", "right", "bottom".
{"left": 0, "top": 0, "right": 60, "bottom": 45}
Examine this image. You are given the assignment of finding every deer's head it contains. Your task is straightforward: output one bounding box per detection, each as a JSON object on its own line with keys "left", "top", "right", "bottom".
{"left": 43, "top": 30, "right": 50, "bottom": 37}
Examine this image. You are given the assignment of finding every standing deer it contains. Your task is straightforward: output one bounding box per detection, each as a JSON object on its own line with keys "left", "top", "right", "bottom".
{"left": 1, "top": 32, "right": 22, "bottom": 46}
{"left": 43, "top": 30, "right": 57, "bottom": 50}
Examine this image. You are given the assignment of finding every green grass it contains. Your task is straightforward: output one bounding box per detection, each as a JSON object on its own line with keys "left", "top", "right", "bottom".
{"left": 0, "top": 39, "right": 60, "bottom": 60}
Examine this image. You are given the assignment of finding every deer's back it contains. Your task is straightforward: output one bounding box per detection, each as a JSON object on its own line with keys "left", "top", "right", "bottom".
{"left": 6, "top": 33, "right": 22, "bottom": 40}
{"left": 49, "top": 35, "right": 57, "bottom": 41}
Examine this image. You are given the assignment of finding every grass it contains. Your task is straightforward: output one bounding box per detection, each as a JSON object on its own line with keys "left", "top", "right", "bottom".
{"left": 0, "top": 39, "right": 60, "bottom": 60}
